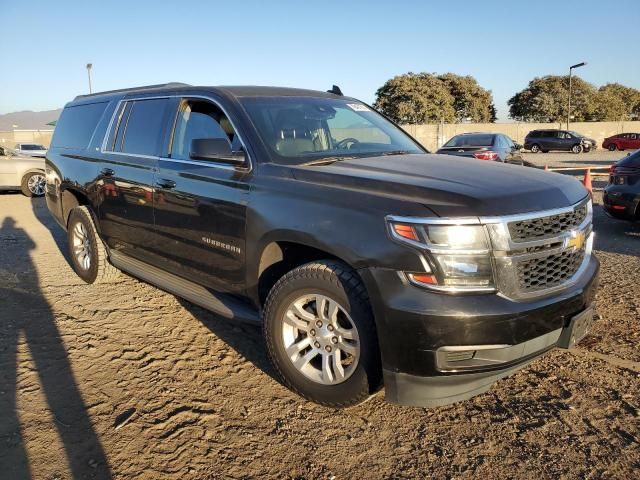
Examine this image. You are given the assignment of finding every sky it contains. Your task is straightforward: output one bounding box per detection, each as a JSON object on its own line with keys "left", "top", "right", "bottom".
{"left": 1, "top": 0, "right": 639, "bottom": 121}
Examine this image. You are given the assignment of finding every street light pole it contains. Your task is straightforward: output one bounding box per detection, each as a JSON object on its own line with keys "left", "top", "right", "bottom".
{"left": 86, "top": 63, "right": 93, "bottom": 94}
{"left": 567, "top": 62, "right": 586, "bottom": 130}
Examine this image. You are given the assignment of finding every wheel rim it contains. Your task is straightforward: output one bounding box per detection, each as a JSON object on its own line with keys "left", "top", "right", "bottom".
{"left": 531, "top": 145, "right": 539, "bottom": 152}
{"left": 573, "top": 145, "right": 581, "bottom": 153}
{"left": 282, "top": 294, "right": 360, "bottom": 385}
{"left": 28, "top": 174, "right": 45, "bottom": 196}
{"left": 609, "top": 145, "right": 616, "bottom": 151}
{"left": 71, "top": 221, "right": 92, "bottom": 270}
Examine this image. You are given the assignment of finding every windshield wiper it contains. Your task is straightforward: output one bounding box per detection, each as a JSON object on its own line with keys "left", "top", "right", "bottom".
{"left": 301, "top": 156, "right": 358, "bottom": 166}
{"left": 381, "top": 150, "right": 413, "bottom": 156}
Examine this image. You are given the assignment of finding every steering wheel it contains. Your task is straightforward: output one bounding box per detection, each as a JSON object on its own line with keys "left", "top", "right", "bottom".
{"left": 336, "top": 137, "right": 360, "bottom": 150}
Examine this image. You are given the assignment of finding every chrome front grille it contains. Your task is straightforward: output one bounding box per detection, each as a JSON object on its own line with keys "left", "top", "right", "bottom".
{"left": 508, "top": 200, "right": 588, "bottom": 242}
{"left": 517, "top": 247, "right": 586, "bottom": 292}
{"left": 485, "top": 198, "right": 593, "bottom": 300}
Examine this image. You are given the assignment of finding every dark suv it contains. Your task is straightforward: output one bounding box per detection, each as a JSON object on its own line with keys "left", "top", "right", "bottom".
{"left": 525, "top": 129, "right": 595, "bottom": 154}
{"left": 45, "top": 83, "right": 599, "bottom": 408}
{"left": 603, "top": 150, "right": 640, "bottom": 220}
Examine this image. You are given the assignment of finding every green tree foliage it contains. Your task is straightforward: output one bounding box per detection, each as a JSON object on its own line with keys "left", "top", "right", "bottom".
{"left": 508, "top": 75, "right": 597, "bottom": 123}
{"left": 437, "top": 73, "right": 496, "bottom": 122}
{"left": 373, "top": 72, "right": 496, "bottom": 124}
{"left": 593, "top": 83, "right": 640, "bottom": 121}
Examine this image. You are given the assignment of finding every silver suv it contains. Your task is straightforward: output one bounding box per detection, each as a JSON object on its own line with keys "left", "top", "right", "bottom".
{"left": 0, "top": 146, "right": 46, "bottom": 196}
{"left": 14, "top": 143, "right": 48, "bottom": 158}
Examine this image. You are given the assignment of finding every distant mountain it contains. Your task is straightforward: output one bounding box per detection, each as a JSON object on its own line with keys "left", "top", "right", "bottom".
{"left": 0, "top": 109, "right": 62, "bottom": 130}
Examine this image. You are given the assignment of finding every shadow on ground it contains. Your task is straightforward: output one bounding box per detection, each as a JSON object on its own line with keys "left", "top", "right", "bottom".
{"left": 0, "top": 201, "right": 111, "bottom": 479}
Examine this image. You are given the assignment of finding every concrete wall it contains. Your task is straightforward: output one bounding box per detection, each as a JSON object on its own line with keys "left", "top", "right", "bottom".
{"left": 0, "top": 130, "right": 54, "bottom": 148}
{"left": 401, "top": 121, "right": 640, "bottom": 152}
{"left": 3, "top": 121, "right": 640, "bottom": 153}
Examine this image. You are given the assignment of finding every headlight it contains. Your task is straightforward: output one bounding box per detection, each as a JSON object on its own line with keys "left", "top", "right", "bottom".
{"left": 424, "top": 225, "right": 489, "bottom": 250}
{"left": 388, "top": 218, "right": 495, "bottom": 292}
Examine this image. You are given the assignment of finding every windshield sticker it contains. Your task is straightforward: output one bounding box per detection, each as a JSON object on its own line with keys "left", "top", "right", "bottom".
{"left": 346, "top": 103, "right": 370, "bottom": 112}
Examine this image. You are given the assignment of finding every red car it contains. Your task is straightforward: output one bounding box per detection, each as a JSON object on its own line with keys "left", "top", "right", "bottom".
{"left": 602, "top": 133, "right": 640, "bottom": 151}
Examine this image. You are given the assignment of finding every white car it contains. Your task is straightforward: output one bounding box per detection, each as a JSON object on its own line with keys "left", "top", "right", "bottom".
{"left": 0, "top": 146, "right": 46, "bottom": 196}
{"left": 14, "top": 142, "right": 48, "bottom": 158}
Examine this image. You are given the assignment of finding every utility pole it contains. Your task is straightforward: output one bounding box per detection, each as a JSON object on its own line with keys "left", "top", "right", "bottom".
{"left": 86, "top": 63, "right": 93, "bottom": 94}
{"left": 567, "top": 62, "right": 586, "bottom": 130}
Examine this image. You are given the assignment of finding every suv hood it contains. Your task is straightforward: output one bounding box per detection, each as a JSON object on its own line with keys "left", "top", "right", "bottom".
{"left": 291, "top": 154, "right": 587, "bottom": 217}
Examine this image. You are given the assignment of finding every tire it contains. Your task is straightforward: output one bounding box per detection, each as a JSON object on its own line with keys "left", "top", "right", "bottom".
{"left": 608, "top": 144, "right": 617, "bottom": 151}
{"left": 67, "top": 206, "right": 120, "bottom": 284}
{"left": 20, "top": 171, "right": 46, "bottom": 197}
{"left": 263, "top": 260, "right": 381, "bottom": 407}
{"left": 530, "top": 144, "right": 541, "bottom": 153}
{"left": 571, "top": 144, "right": 583, "bottom": 154}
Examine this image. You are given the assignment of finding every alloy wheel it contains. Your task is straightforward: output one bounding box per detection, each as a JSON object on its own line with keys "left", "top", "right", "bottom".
{"left": 72, "top": 221, "right": 92, "bottom": 270}
{"left": 28, "top": 174, "right": 46, "bottom": 196}
{"left": 282, "top": 294, "right": 360, "bottom": 385}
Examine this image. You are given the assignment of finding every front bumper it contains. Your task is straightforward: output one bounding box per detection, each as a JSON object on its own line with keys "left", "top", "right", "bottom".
{"left": 359, "top": 255, "right": 599, "bottom": 407}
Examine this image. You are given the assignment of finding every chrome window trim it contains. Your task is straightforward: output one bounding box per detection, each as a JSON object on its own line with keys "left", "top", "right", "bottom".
{"left": 99, "top": 94, "right": 253, "bottom": 173}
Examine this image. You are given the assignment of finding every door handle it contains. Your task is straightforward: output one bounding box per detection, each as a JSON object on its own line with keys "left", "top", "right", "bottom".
{"left": 156, "top": 179, "right": 176, "bottom": 189}
{"left": 100, "top": 168, "right": 115, "bottom": 177}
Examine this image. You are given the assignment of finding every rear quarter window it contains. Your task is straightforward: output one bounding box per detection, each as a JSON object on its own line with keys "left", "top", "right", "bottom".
{"left": 51, "top": 101, "right": 109, "bottom": 149}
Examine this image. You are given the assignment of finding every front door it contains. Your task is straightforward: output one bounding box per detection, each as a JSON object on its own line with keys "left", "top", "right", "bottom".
{"left": 96, "top": 97, "right": 171, "bottom": 261}
{"left": 152, "top": 97, "right": 251, "bottom": 293}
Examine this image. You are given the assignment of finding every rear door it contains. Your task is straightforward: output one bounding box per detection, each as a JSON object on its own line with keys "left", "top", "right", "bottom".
{"left": 152, "top": 96, "right": 251, "bottom": 292}
{"left": 626, "top": 133, "right": 640, "bottom": 150}
{"left": 96, "top": 97, "right": 171, "bottom": 261}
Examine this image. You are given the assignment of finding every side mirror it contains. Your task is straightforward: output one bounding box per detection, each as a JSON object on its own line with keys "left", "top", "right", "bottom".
{"left": 190, "top": 138, "right": 246, "bottom": 166}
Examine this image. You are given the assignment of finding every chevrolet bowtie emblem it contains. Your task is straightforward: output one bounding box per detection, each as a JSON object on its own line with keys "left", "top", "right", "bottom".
{"left": 567, "top": 231, "right": 586, "bottom": 250}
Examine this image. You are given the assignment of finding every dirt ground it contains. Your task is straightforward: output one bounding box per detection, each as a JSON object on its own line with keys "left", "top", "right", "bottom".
{"left": 521, "top": 149, "right": 632, "bottom": 169}
{"left": 0, "top": 189, "right": 639, "bottom": 480}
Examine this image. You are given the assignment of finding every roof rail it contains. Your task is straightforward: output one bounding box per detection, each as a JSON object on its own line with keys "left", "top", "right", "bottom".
{"left": 74, "top": 82, "right": 191, "bottom": 100}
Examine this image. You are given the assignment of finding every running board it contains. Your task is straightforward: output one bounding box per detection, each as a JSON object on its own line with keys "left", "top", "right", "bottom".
{"left": 109, "top": 250, "right": 260, "bottom": 324}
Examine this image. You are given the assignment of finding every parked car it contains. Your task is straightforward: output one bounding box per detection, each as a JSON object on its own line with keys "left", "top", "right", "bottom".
{"left": 14, "top": 143, "right": 48, "bottom": 157}
{"left": 0, "top": 146, "right": 46, "bottom": 196}
{"left": 524, "top": 129, "right": 594, "bottom": 154}
{"left": 436, "top": 133, "right": 530, "bottom": 165}
{"left": 46, "top": 83, "right": 599, "bottom": 408}
{"left": 602, "top": 133, "right": 640, "bottom": 152}
{"left": 603, "top": 151, "right": 640, "bottom": 220}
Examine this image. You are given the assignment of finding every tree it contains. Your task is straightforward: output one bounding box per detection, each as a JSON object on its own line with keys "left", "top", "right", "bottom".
{"left": 437, "top": 73, "right": 496, "bottom": 122}
{"left": 508, "top": 75, "right": 597, "bottom": 123}
{"left": 374, "top": 73, "right": 456, "bottom": 124}
{"left": 593, "top": 83, "right": 640, "bottom": 121}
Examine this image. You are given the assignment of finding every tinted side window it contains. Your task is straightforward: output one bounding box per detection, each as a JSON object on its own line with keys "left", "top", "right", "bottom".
{"left": 51, "top": 102, "right": 108, "bottom": 149}
{"left": 121, "top": 99, "right": 169, "bottom": 156}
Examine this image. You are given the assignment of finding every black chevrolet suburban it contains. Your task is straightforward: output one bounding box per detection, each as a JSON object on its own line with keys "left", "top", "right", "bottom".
{"left": 45, "top": 83, "right": 599, "bottom": 408}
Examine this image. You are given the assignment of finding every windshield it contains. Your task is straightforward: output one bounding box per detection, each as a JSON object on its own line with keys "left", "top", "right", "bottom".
{"left": 240, "top": 97, "right": 424, "bottom": 165}
{"left": 443, "top": 134, "right": 494, "bottom": 148}
{"left": 568, "top": 131, "right": 583, "bottom": 138}
{"left": 21, "top": 144, "right": 46, "bottom": 150}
